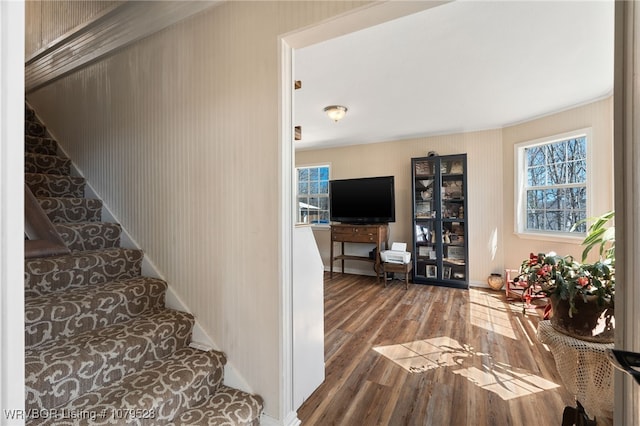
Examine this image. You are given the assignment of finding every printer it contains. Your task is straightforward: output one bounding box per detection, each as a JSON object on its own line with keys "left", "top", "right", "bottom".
{"left": 380, "top": 242, "right": 411, "bottom": 264}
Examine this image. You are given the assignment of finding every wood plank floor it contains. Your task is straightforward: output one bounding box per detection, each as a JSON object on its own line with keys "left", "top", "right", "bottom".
{"left": 297, "top": 273, "right": 612, "bottom": 426}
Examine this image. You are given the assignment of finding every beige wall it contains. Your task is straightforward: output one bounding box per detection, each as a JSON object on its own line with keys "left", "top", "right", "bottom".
{"left": 296, "top": 129, "right": 505, "bottom": 285}
{"left": 297, "top": 97, "right": 614, "bottom": 284}
{"left": 25, "top": 0, "right": 370, "bottom": 420}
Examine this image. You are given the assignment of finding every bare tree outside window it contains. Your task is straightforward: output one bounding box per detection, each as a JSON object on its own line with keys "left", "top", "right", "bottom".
{"left": 297, "top": 165, "right": 330, "bottom": 224}
{"left": 524, "top": 137, "right": 587, "bottom": 233}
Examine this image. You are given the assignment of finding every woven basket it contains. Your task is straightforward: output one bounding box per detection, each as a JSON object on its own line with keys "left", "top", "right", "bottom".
{"left": 487, "top": 274, "right": 504, "bottom": 290}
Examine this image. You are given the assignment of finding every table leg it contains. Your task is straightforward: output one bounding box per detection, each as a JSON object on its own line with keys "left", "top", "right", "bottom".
{"left": 330, "top": 239, "right": 334, "bottom": 279}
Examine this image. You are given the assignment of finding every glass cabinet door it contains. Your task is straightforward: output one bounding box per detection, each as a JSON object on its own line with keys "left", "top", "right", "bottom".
{"left": 415, "top": 167, "right": 436, "bottom": 219}
{"left": 414, "top": 221, "right": 438, "bottom": 279}
{"left": 440, "top": 158, "right": 465, "bottom": 219}
{"left": 443, "top": 221, "right": 466, "bottom": 282}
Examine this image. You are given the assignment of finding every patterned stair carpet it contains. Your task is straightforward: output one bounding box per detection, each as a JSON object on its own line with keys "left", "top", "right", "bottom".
{"left": 24, "top": 104, "right": 263, "bottom": 425}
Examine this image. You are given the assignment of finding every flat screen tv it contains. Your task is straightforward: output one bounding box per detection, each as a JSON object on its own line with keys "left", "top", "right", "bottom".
{"left": 330, "top": 176, "right": 395, "bottom": 224}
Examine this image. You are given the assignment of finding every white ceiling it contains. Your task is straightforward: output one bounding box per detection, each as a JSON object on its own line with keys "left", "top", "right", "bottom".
{"left": 293, "top": 0, "right": 614, "bottom": 151}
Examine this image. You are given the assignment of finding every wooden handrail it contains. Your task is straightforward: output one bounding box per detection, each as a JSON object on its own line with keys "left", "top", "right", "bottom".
{"left": 24, "top": 184, "right": 70, "bottom": 259}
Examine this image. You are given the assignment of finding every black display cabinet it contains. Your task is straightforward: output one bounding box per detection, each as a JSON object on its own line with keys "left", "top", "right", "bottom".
{"left": 411, "top": 154, "right": 468, "bottom": 289}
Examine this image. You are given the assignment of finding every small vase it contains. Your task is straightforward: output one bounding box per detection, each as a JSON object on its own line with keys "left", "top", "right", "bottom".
{"left": 550, "top": 294, "right": 615, "bottom": 343}
{"left": 487, "top": 273, "right": 504, "bottom": 291}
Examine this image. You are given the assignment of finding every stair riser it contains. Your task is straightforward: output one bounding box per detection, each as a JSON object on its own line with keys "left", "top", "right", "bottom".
{"left": 25, "top": 278, "right": 168, "bottom": 349}
{"left": 25, "top": 154, "right": 71, "bottom": 175}
{"left": 29, "top": 348, "right": 226, "bottom": 426}
{"left": 26, "top": 173, "right": 85, "bottom": 198}
{"left": 169, "top": 386, "right": 264, "bottom": 426}
{"left": 129, "top": 349, "right": 226, "bottom": 422}
{"left": 38, "top": 197, "right": 102, "bottom": 223}
{"left": 55, "top": 223, "right": 122, "bottom": 252}
{"left": 26, "top": 120, "right": 46, "bottom": 137}
{"left": 25, "top": 310, "right": 195, "bottom": 412}
{"left": 25, "top": 248, "right": 144, "bottom": 297}
{"left": 25, "top": 136, "right": 57, "bottom": 155}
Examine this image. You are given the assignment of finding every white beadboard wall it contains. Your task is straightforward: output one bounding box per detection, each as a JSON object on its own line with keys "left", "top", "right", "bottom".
{"left": 296, "top": 129, "right": 505, "bottom": 285}
{"left": 297, "top": 97, "right": 614, "bottom": 286}
{"left": 25, "top": 0, "right": 370, "bottom": 421}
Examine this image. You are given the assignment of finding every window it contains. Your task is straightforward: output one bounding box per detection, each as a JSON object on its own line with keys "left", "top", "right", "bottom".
{"left": 296, "top": 165, "right": 330, "bottom": 225}
{"left": 515, "top": 129, "right": 591, "bottom": 238}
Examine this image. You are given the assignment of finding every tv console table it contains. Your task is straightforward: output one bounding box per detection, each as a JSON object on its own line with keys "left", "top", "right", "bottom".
{"left": 330, "top": 223, "right": 389, "bottom": 281}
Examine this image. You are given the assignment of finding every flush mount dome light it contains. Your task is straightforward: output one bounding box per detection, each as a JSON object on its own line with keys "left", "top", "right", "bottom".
{"left": 323, "top": 105, "right": 348, "bottom": 122}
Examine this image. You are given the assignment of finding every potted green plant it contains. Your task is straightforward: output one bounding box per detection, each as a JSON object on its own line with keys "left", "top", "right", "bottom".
{"left": 516, "top": 211, "right": 615, "bottom": 342}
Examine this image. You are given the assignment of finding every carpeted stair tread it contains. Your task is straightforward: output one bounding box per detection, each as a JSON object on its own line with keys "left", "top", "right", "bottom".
{"left": 37, "top": 196, "right": 103, "bottom": 223}
{"left": 25, "top": 152, "right": 71, "bottom": 175}
{"left": 25, "top": 276, "right": 168, "bottom": 349}
{"left": 29, "top": 347, "right": 227, "bottom": 426}
{"left": 55, "top": 222, "right": 122, "bottom": 252}
{"left": 25, "top": 135, "right": 58, "bottom": 155}
{"left": 25, "top": 172, "right": 85, "bottom": 198}
{"left": 26, "top": 120, "right": 47, "bottom": 137}
{"left": 25, "top": 309, "right": 195, "bottom": 412}
{"left": 25, "top": 247, "right": 144, "bottom": 297}
{"left": 168, "top": 385, "right": 264, "bottom": 426}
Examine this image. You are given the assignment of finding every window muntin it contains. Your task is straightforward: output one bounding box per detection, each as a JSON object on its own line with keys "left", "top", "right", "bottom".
{"left": 516, "top": 131, "right": 590, "bottom": 238}
{"left": 297, "top": 165, "right": 330, "bottom": 225}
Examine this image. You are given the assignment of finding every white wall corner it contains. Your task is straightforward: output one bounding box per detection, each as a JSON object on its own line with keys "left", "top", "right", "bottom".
{"left": 278, "top": 36, "right": 296, "bottom": 425}
{"left": 613, "top": 1, "right": 640, "bottom": 424}
{"left": 1, "top": 1, "right": 26, "bottom": 423}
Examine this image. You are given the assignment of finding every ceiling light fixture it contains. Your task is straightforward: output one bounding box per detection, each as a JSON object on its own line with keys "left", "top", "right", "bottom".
{"left": 323, "top": 105, "right": 348, "bottom": 122}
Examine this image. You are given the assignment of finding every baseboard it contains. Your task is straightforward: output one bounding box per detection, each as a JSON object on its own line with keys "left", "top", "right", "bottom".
{"left": 260, "top": 411, "right": 301, "bottom": 426}
{"left": 325, "top": 265, "right": 489, "bottom": 290}
{"left": 469, "top": 280, "right": 490, "bottom": 289}
{"left": 323, "top": 265, "right": 377, "bottom": 277}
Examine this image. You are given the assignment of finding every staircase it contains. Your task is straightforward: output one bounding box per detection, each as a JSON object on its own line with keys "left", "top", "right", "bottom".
{"left": 23, "top": 103, "right": 263, "bottom": 425}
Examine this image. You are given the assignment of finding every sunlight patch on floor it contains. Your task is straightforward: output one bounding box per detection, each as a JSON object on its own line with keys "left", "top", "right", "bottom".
{"left": 373, "top": 336, "right": 560, "bottom": 400}
{"left": 452, "top": 363, "right": 559, "bottom": 400}
{"left": 469, "top": 288, "right": 517, "bottom": 339}
{"left": 373, "top": 336, "right": 477, "bottom": 373}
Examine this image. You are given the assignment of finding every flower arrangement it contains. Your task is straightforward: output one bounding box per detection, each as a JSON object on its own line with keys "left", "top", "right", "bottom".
{"left": 516, "top": 211, "right": 615, "bottom": 316}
